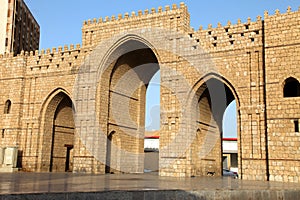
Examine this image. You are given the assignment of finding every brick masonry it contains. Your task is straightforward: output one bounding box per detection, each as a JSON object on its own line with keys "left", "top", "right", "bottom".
{"left": 0, "top": 3, "right": 299, "bottom": 182}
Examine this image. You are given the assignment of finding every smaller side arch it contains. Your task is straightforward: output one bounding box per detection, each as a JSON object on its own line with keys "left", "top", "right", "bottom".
{"left": 185, "top": 73, "right": 241, "bottom": 177}
{"left": 36, "top": 88, "right": 75, "bottom": 172}
{"left": 39, "top": 88, "right": 73, "bottom": 117}
{"left": 188, "top": 72, "right": 241, "bottom": 108}
{"left": 283, "top": 77, "right": 300, "bottom": 98}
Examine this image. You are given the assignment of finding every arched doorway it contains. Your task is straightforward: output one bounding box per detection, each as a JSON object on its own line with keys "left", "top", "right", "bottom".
{"left": 39, "top": 91, "right": 75, "bottom": 172}
{"left": 190, "top": 77, "right": 239, "bottom": 177}
{"left": 97, "top": 40, "right": 160, "bottom": 173}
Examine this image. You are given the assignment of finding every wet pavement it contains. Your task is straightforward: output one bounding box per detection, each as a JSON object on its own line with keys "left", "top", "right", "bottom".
{"left": 1, "top": 172, "right": 300, "bottom": 199}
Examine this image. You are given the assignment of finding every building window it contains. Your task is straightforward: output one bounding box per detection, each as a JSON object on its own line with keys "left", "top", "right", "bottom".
{"left": 4, "top": 100, "right": 11, "bottom": 114}
{"left": 294, "top": 120, "right": 299, "bottom": 133}
{"left": 283, "top": 77, "right": 300, "bottom": 97}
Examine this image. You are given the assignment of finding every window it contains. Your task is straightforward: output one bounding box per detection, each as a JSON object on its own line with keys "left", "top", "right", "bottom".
{"left": 4, "top": 100, "right": 11, "bottom": 114}
{"left": 283, "top": 77, "right": 300, "bottom": 97}
{"left": 294, "top": 120, "right": 299, "bottom": 133}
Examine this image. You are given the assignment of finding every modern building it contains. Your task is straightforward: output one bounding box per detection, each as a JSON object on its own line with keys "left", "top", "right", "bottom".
{"left": 0, "top": 0, "right": 40, "bottom": 55}
{"left": 144, "top": 131, "right": 160, "bottom": 172}
{"left": 144, "top": 133, "right": 239, "bottom": 174}
{"left": 222, "top": 138, "right": 238, "bottom": 173}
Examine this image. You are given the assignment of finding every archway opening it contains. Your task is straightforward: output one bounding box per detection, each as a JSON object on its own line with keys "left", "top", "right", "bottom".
{"left": 144, "top": 70, "right": 160, "bottom": 173}
{"left": 101, "top": 40, "right": 160, "bottom": 174}
{"left": 191, "top": 78, "right": 238, "bottom": 177}
{"left": 41, "top": 92, "right": 75, "bottom": 172}
{"left": 51, "top": 95, "right": 74, "bottom": 172}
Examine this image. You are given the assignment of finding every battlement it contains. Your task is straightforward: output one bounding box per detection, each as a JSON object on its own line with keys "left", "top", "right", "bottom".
{"left": 0, "top": 4, "right": 299, "bottom": 67}
{"left": 0, "top": 44, "right": 86, "bottom": 75}
{"left": 263, "top": 5, "right": 300, "bottom": 19}
{"left": 194, "top": 15, "right": 263, "bottom": 51}
{"left": 0, "top": 44, "right": 81, "bottom": 58}
{"left": 81, "top": 2, "right": 190, "bottom": 48}
{"left": 194, "top": 6, "right": 300, "bottom": 51}
{"left": 25, "top": 44, "right": 84, "bottom": 72}
{"left": 82, "top": 2, "right": 187, "bottom": 27}
{"left": 27, "top": 43, "right": 81, "bottom": 57}
{"left": 196, "top": 5, "right": 299, "bottom": 31}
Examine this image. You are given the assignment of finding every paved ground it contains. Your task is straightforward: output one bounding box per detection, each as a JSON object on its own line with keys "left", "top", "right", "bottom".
{"left": 1, "top": 172, "right": 300, "bottom": 199}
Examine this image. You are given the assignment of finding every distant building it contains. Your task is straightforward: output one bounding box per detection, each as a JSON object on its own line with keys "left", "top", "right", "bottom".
{"left": 222, "top": 138, "right": 238, "bottom": 173}
{"left": 144, "top": 132, "right": 239, "bottom": 174}
{"left": 0, "top": 0, "right": 40, "bottom": 55}
{"left": 144, "top": 131, "right": 159, "bottom": 172}
{"left": 144, "top": 131, "right": 159, "bottom": 152}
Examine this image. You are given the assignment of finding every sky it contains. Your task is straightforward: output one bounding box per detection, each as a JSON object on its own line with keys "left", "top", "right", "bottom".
{"left": 23, "top": 0, "right": 300, "bottom": 137}
{"left": 24, "top": 0, "right": 299, "bottom": 50}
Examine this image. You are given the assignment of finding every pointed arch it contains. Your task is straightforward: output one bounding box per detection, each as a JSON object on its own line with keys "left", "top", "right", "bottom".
{"left": 37, "top": 88, "right": 75, "bottom": 172}
{"left": 100, "top": 39, "right": 159, "bottom": 173}
{"left": 187, "top": 73, "right": 241, "bottom": 177}
{"left": 283, "top": 77, "right": 300, "bottom": 97}
{"left": 189, "top": 72, "right": 241, "bottom": 108}
{"left": 95, "top": 34, "right": 161, "bottom": 86}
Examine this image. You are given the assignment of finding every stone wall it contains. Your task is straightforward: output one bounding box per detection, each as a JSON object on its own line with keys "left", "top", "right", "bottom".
{"left": 0, "top": 3, "right": 299, "bottom": 183}
{"left": 264, "top": 8, "right": 300, "bottom": 182}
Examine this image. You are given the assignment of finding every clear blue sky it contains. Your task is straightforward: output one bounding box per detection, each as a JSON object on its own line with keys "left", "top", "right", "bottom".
{"left": 24, "top": 0, "right": 299, "bottom": 137}
{"left": 24, "top": 0, "right": 299, "bottom": 49}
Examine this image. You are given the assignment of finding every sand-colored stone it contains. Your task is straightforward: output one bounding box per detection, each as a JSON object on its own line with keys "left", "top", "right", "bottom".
{"left": 0, "top": 3, "right": 299, "bottom": 183}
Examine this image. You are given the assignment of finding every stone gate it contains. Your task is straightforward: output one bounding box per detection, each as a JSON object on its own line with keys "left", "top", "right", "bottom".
{"left": 0, "top": 3, "right": 300, "bottom": 182}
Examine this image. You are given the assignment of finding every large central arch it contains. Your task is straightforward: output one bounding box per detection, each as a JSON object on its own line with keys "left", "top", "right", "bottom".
{"left": 98, "top": 40, "right": 160, "bottom": 173}
{"left": 73, "top": 32, "right": 166, "bottom": 173}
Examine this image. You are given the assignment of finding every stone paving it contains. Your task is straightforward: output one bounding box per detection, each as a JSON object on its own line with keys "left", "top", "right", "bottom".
{"left": 1, "top": 172, "right": 300, "bottom": 199}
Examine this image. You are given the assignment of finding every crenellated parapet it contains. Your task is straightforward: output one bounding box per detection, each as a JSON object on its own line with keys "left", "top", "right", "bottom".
{"left": 0, "top": 44, "right": 87, "bottom": 76}
{"left": 0, "top": 4, "right": 299, "bottom": 76}
{"left": 25, "top": 44, "right": 82, "bottom": 73}
{"left": 0, "top": 51, "right": 27, "bottom": 79}
{"left": 194, "top": 16, "right": 263, "bottom": 51}
{"left": 81, "top": 2, "right": 190, "bottom": 49}
{"left": 263, "top": 5, "right": 300, "bottom": 19}
{"left": 263, "top": 6, "right": 300, "bottom": 47}
{"left": 83, "top": 2, "right": 187, "bottom": 25}
{"left": 193, "top": 6, "right": 300, "bottom": 52}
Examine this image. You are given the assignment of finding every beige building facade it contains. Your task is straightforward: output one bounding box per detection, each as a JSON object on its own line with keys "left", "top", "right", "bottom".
{"left": 0, "top": 0, "right": 9, "bottom": 54}
{"left": 0, "top": 3, "right": 300, "bottom": 183}
{"left": 0, "top": 0, "right": 40, "bottom": 55}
